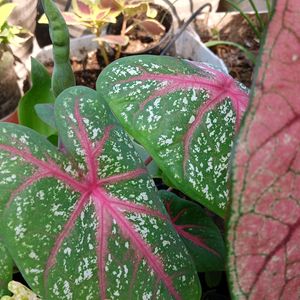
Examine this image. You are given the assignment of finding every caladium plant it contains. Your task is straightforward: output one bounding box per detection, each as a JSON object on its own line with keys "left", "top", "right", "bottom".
{"left": 97, "top": 55, "right": 249, "bottom": 216}
{"left": 227, "top": 0, "right": 300, "bottom": 298}
{"left": 0, "top": 86, "right": 200, "bottom": 299}
{"left": 159, "top": 190, "right": 226, "bottom": 272}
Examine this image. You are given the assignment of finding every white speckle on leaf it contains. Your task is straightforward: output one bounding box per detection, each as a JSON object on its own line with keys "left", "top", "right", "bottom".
{"left": 188, "top": 115, "right": 195, "bottom": 124}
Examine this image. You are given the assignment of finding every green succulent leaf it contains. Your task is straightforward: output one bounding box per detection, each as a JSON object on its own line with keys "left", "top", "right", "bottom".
{"left": 160, "top": 191, "right": 226, "bottom": 272}
{"left": 0, "top": 241, "right": 13, "bottom": 297}
{"left": 0, "top": 86, "right": 200, "bottom": 299}
{"left": 18, "top": 58, "right": 56, "bottom": 137}
{"left": 96, "top": 55, "right": 249, "bottom": 216}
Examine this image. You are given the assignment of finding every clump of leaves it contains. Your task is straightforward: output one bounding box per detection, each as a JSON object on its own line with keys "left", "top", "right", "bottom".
{"left": 97, "top": 55, "right": 249, "bottom": 217}
{"left": 99, "top": 0, "right": 165, "bottom": 58}
{"left": 39, "top": 0, "right": 117, "bottom": 65}
{"left": 0, "top": 86, "right": 200, "bottom": 299}
{"left": 48, "top": 0, "right": 165, "bottom": 63}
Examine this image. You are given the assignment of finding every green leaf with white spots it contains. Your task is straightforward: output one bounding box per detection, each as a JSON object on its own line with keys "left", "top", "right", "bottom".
{"left": 0, "top": 241, "right": 13, "bottom": 297}
{"left": 0, "top": 86, "right": 200, "bottom": 299}
{"left": 97, "top": 55, "right": 249, "bottom": 216}
{"left": 160, "top": 191, "right": 226, "bottom": 272}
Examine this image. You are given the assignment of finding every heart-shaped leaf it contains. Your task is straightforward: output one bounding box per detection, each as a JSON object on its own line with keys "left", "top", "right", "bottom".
{"left": 0, "top": 86, "right": 200, "bottom": 299}
{"left": 18, "top": 58, "right": 56, "bottom": 137}
{"left": 97, "top": 55, "right": 249, "bottom": 216}
{"left": 160, "top": 191, "right": 226, "bottom": 272}
{"left": 0, "top": 241, "right": 13, "bottom": 296}
{"left": 227, "top": 0, "right": 300, "bottom": 298}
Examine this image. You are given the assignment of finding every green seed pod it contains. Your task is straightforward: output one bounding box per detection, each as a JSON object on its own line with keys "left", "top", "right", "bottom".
{"left": 41, "top": 0, "right": 75, "bottom": 97}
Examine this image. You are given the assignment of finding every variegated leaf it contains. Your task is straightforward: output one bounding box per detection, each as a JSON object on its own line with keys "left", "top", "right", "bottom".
{"left": 0, "top": 86, "right": 200, "bottom": 299}
{"left": 160, "top": 191, "right": 226, "bottom": 272}
{"left": 96, "top": 55, "right": 249, "bottom": 216}
{"left": 0, "top": 241, "right": 13, "bottom": 296}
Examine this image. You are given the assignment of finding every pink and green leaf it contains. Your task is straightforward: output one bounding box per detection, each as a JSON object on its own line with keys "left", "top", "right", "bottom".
{"left": 160, "top": 191, "right": 225, "bottom": 272}
{"left": 96, "top": 55, "right": 249, "bottom": 216}
{"left": 227, "top": 0, "right": 300, "bottom": 298}
{"left": 72, "top": 0, "right": 92, "bottom": 16}
{"left": 0, "top": 86, "right": 200, "bottom": 299}
{"left": 61, "top": 12, "right": 80, "bottom": 25}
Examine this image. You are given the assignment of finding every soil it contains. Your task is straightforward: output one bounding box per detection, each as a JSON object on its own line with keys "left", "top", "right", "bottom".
{"left": 194, "top": 14, "right": 263, "bottom": 88}
{"left": 71, "top": 49, "right": 106, "bottom": 89}
{"left": 45, "top": 49, "right": 107, "bottom": 90}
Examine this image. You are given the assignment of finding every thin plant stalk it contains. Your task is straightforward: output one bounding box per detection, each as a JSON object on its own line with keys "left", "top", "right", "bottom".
{"left": 115, "top": 16, "right": 128, "bottom": 60}
{"left": 205, "top": 40, "right": 256, "bottom": 64}
{"left": 225, "top": 0, "right": 261, "bottom": 39}
{"left": 99, "top": 41, "right": 110, "bottom": 65}
{"left": 248, "top": 0, "right": 265, "bottom": 33}
{"left": 266, "top": 0, "right": 272, "bottom": 18}
{"left": 96, "top": 27, "right": 110, "bottom": 65}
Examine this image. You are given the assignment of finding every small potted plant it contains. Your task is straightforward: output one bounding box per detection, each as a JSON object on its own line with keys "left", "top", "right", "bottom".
{"left": 102, "top": 0, "right": 173, "bottom": 57}
{"left": 61, "top": 0, "right": 173, "bottom": 62}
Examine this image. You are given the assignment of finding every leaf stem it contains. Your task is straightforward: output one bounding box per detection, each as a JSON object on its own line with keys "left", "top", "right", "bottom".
{"left": 144, "top": 156, "right": 153, "bottom": 166}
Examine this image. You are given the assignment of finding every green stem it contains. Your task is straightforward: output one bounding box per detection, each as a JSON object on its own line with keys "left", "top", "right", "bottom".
{"left": 248, "top": 0, "right": 265, "bottom": 33}
{"left": 225, "top": 0, "right": 261, "bottom": 40}
{"left": 266, "top": 0, "right": 272, "bottom": 19}
{"left": 115, "top": 16, "right": 127, "bottom": 60}
{"left": 99, "top": 41, "right": 110, "bottom": 66}
{"left": 96, "top": 27, "right": 110, "bottom": 66}
{"left": 205, "top": 40, "right": 256, "bottom": 64}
